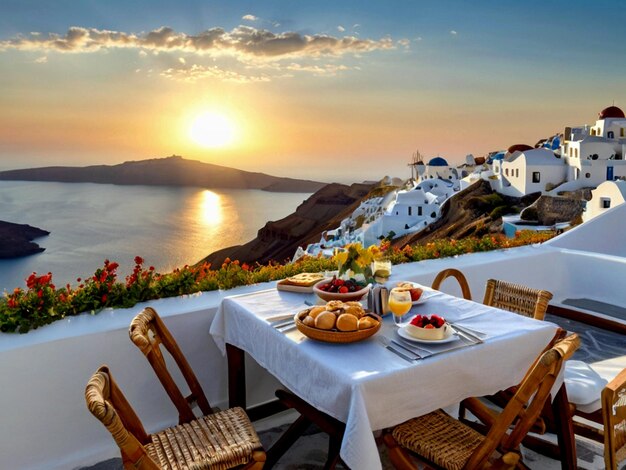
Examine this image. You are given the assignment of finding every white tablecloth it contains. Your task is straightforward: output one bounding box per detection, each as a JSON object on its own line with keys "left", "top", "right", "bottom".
{"left": 210, "top": 286, "right": 558, "bottom": 470}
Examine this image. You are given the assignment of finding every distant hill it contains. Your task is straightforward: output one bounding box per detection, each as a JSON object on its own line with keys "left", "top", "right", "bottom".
{"left": 0, "top": 155, "right": 327, "bottom": 193}
{"left": 0, "top": 221, "right": 49, "bottom": 258}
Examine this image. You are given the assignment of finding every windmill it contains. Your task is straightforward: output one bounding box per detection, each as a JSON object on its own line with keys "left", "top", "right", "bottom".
{"left": 408, "top": 149, "right": 424, "bottom": 180}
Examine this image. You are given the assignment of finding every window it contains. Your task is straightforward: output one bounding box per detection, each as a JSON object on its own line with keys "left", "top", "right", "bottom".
{"left": 601, "top": 198, "right": 611, "bottom": 209}
{"left": 418, "top": 206, "right": 422, "bottom": 216}
{"left": 608, "top": 131, "right": 615, "bottom": 139}
{"left": 515, "top": 169, "right": 519, "bottom": 178}
{"left": 505, "top": 168, "right": 509, "bottom": 176}
{"left": 408, "top": 207, "right": 412, "bottom": 216}
{"left": 621, "top": 128, "right": 625, "bottom": 137}
{"left": 532, "top": 172, "right": 541, "bottom": 183}
{"left": 585, "top": 173, "right": 591, "bottom": 178}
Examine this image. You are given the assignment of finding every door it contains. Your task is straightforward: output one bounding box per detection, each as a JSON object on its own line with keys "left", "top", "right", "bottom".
{"left": 607, "top": 166, "right": 614, "bottom": 180}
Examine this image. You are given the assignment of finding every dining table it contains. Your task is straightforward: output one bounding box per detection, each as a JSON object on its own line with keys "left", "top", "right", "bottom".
{"left": 210, "top": 283, "right": 574, "bottom": 470}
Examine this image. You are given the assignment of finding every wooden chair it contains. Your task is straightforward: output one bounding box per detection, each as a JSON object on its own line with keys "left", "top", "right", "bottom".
{"left": 128, "top": 307, "right": 266, "bottom": 468}
{"left": 129, "top": 307, "right": 212, "bottom": 424}
{"left": 86, "top": 365, "right": 266, "bottom": 470}
{"left": 603, "top": 368, "right": 626, "bottom": 470}
{"left": 431, "top": 268, "right": 473, "bottom": 300}
{"left": 383, "top": 334, "right": 580, "bottom": 470}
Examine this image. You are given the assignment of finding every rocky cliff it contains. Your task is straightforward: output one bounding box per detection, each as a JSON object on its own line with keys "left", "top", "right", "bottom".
{"left": 0, "top": 221, "right": 49, "bottom": 258}
{"left": 199, "top": 182, "right": 375, "bottom": 266}
{"left": 0, "top": 155, "right": 326, "bottom": 193}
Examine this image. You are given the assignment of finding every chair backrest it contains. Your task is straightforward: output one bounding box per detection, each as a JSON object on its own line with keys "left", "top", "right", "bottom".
{"left": 482, "top": 279, "right": 553, "bottom": 320}
{"left": 129, "top": 307, "right": 212, "bottom": 424}
{"left": 431, "top": 268, "right": 472, "bottom": 300}
{"left": 464, "top": 333, "right": 580, "bottom": 468}
{"left": 85, "top": 365, "right": 158, "bottom": 470}
{"left": 603, "top": 368, "right": 626, "bottom": 470}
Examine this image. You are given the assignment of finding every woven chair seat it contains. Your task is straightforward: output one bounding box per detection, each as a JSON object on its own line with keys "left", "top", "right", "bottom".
{"left": 392, "top": 409, "right": 487, "bottom": 470}
{"left": 145, "top": 407, "right": 262, "bottom": 470}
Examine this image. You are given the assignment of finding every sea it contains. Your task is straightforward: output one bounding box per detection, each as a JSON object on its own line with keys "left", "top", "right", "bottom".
{"left": 0, "top": 181, "right": 312, "bottom": 291}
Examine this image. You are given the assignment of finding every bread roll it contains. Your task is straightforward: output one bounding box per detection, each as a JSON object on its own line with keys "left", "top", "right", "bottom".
{"left": 308, "top": 306, "right": 326, "bottom": 319}
{"left": 303, "top": 315, "right": 315, "bottom": 327}
{"left": 315, "top": 311, "right": 336, "bottom": 330}
{"left": 336, "top": 313, "right": 358, "bottom": 331}
{"left": 344, "top": 304, "right": 364, "bottom": 318}
{"left": 326, "top": 300, "right": 344, "bottom": 311}
{"left": 358, "top": 317, "right": 377, "bottom": 330}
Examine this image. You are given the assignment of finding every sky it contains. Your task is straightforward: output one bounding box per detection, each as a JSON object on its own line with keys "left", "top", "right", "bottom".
{"left": 2, "top": 0, "right": 626, "bottom": 183}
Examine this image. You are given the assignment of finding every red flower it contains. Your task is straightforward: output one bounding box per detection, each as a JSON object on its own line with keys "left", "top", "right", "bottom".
{"left": 37, "top": 289, "right": 43, "bottom": 298}
{"left": 101, "top": 294, "right": 107, "bottom": 303}
{"left": 134, "top": 256, "right": 144, "bottom": 265}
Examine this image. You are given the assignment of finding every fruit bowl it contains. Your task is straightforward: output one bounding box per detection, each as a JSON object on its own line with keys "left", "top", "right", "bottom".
{"left": 312, "top": 278, "right": 371, "bottom": 302}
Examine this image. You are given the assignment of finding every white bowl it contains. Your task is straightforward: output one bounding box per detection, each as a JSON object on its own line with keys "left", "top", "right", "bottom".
{"left": 404, "top": 322, "right": 452, "bottom": 340}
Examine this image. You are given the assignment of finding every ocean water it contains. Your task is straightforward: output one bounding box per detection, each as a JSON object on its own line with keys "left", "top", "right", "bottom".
{"left": 0, "top": 181, "right": 311, "bottom": 291}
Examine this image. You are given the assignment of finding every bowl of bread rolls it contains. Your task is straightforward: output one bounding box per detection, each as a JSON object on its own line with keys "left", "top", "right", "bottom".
{"left": 294, "top": 300, "right": 381, "bottom": 343}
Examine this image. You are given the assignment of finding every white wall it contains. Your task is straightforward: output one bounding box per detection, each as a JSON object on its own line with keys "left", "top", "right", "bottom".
{"left": 0, "top": 287, "right": 283, "bottom": 470}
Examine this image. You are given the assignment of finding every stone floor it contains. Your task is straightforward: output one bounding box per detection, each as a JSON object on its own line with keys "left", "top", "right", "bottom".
{"left": 81, "top": 314, "right": 625, "bottom": 470}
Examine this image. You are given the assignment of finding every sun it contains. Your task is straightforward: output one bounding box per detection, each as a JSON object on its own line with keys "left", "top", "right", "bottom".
{"left": 189, "top": 112, "right": 236, "bottom": 148}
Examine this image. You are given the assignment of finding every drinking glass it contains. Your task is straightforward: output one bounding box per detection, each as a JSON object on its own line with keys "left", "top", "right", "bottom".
{"left": 371, "top": 258, "right": 392, "bottom": 284}
{"left": 388, "top": 288, "right": 412, "bottom": 326}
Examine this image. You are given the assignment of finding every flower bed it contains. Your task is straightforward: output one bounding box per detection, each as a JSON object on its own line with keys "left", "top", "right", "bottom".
{"left": 0, "top": 231, "right": 554, "bottom": 333}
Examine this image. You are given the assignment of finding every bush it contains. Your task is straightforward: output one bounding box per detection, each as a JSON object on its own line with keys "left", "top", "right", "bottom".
{"left": 0, "top": 231, "right": 555, "bottom": 333}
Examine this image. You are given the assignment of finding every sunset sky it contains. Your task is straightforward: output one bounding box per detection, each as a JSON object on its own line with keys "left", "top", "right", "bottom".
{"left": 1, "top": 1, "right": 626, "bottom": 183}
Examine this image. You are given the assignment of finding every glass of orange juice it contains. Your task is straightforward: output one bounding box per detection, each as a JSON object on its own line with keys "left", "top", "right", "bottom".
{"left": 388, "top": 288, "right": 412, "bottom": 326}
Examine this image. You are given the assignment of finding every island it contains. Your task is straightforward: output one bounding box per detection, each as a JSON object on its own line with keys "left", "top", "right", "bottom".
{"left": 0, "top": 221, "right": 49, "bottom": 258}
{"left": 0, "top": 155, "right": 327, "bottom": 193}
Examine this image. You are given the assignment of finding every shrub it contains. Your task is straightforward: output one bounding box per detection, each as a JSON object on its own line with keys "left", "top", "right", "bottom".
{"left": 0, "top": 231, "right": 555, "bottom": 333}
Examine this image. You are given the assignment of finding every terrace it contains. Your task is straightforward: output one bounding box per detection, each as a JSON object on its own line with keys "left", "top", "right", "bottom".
{"left": 2, "top": 205, "right": 626, "bottom": 470}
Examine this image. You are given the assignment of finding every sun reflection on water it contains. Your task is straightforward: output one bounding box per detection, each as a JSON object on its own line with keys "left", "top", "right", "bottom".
{"left": 199, "top": 190, "right": 223, "bottom": 226}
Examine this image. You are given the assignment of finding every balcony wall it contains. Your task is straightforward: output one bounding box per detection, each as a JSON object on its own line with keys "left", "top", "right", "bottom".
{"left": 1, "top": 242, "right": 625, "bottom": 470}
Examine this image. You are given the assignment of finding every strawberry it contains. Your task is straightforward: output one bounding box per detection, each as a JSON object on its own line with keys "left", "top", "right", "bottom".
{"left": 339, "top": 286, "right": 349, "bottom": 293}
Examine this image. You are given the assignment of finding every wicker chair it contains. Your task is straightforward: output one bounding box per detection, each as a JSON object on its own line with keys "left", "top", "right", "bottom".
{"left": 86, "top": 365, "right": 266, "bottom": 470}
{"left": 603, "top": 368, "right": 626, "bottom": 470}
{"left": 128, "top": 307, "right": 266, "bottom": 468}
{"left": 482, "top": 279, "right": 553, "bottom": 321}
{"left": 383, "top": 333, "right": 580, "bottom": 470}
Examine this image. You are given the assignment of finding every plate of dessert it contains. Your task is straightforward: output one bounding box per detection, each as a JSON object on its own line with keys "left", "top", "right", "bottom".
{"left": 397, "top": 314, "right": 457, "bottom": 344}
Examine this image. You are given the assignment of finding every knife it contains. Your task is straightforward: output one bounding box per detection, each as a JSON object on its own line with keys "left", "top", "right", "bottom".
{"left": 449, "top": 323, "right": 484, "bottom": 344}
{"left": 378, "top": 337, "right": 418, "bottom": 361}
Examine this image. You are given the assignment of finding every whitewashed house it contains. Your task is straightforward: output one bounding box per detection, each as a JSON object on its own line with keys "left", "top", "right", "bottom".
{"left": 493, "top": 148, "right": 567, "bottom": 197}
{"left": 418, "top": 156, "right": 460, "bottom": 182}
{"left": 583, "top": 179, "right": 626, "bottom": 222}
{"left": 560, "top": 106, "right": 626, "bottom": 190}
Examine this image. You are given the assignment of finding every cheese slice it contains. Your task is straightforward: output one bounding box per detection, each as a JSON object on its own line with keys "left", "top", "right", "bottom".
{"left": 282, "top": 272, "right": 325, "bottom": 287}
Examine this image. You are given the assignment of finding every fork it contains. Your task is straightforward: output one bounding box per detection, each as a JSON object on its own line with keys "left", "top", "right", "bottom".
{"left": 378, "top": 336, "right": 418, "bottom": 362}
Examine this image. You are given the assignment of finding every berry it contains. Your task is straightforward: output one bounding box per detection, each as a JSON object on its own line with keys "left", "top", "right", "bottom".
{"left": 339, "top": 286, "right": 348, "bottom": 293}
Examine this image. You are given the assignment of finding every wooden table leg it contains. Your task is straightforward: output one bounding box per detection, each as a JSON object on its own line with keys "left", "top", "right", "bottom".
{"left": 552, "top": 384, "right": 576, "bottom": 470}
{"left": 226, "top": 343, "right": 246, "bottom": 409}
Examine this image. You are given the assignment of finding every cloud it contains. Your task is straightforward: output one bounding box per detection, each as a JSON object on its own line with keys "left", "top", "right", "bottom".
{"left": 414, "top": 36, "right": 423, "bottom": 42}
{"left": 34, "top": 55, "right": 47, "bottom": 63}
{"left": 242, "top": 14, "right": 258, "bottom": 22}
{"left": 450, "top": 30, "right": 458, "bottom": 35}
{"left": 161, "top": 64, "right": 270, "bottom": 83}
{"left": 0, "top": 25, "right": 396, "bottom": 60}
{"left": 284, "top": 63, "right": 350, "bottom": 76}
{"left": 397, "top": 39, "right": 410, "bottom": 49}
{"left": 337, "top": 25, "right": 345, "bottom": 32}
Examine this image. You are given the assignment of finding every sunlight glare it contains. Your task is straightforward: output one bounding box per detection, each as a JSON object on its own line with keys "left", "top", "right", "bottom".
{"left": 189, "top": 112, "right": 236, "bottom": 148}
{"left": 199, "top": 190, "right": 223, "bottom": 226}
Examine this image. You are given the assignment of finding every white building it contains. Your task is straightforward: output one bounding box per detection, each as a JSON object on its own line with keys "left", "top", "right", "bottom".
{"left": 560, "top": 106, "right": 626, "bottom": 190}
{"left": 494, "top": 148, "right": 567, "bottom": 197}
{"left": 583, "top": 179, "right": 626, "bottom": 222}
